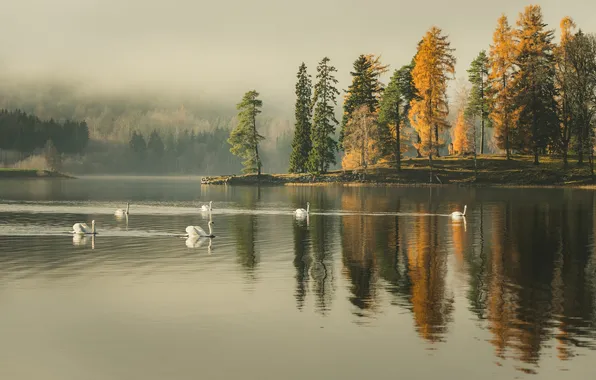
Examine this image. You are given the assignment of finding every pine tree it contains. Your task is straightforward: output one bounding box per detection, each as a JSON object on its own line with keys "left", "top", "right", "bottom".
{"left": 308, "top": 57, "right": 340, "bottom": 174}
{"left": 466, "top": 50, "right": 491, "bottom": 154}
{"left": 378, "top": 66, "right": 414, "bottom": 170}
{"left": 289, "top": 63, "right": 313, "bottom": 173}
{"left": 566, "top": 30, "right": 596, "bottom": 173}
{"left": 409, "top": 26, "right": 456, "bottom": 182}
{"left": 340, "top": 54, "right": 388, "bottom": 149}
{"left": 148, "top": 130, "right": 165, "bottom": 159}
{"left": 129, "top": 130, "right": 147, "bottom": 159}
{"left": 488, "top": 15, "right": 518, "bottom": 160}
{"left": 228, "top": 90, "right": 265, "bottom": 175}
{"left": 512, "top": 5, "right": 558, "bottom": 165}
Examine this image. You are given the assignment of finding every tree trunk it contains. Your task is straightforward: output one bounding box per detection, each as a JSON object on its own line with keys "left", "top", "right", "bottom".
{"left": 480, "top": 76, "right": 485, "bottom": 155}
{"left": 532, "top": 87, "right": 539, "bottom": 166}
{"left": 396, "top": 126, "right": 401, "bottom": 172}
{"left": 480, "top": 117, "right": 485, "bottom": 155}
{"left": 590, "top": 130, "right": 595, "bottom": 182}
{"left": 434, "top": 124, "right": 440, "bottom": 157}
{"left": 395, "top": 105, "right": 401, "bottom": 172}
{"left": 503, "top": 74, "right": 510, "bottom": 161}
{"left": 473, "top": 122, "right": 478, "bottom": 180}
{"left": 252, "top": 105, "right": 261, "bottom": 177}
{"left": 429, "top": 124, "right": 434, "bottom": 184}
{"left": 416, "top": 133, "right": 422, "bottom": 157}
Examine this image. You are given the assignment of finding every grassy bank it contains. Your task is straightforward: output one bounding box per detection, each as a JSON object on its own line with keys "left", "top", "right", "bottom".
{"left": 200, "top": 155, "right": 595, "bottom": 187}
{"left": 0, "top": 168, "right": 75, "bottom": 179}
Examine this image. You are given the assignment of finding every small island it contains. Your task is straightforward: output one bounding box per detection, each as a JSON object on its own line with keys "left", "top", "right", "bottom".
{"left": 0, "top": 168, "right": 75, "bottom": 179}
{"left": 201, "top": 155, "right": 595, "bottom": 188}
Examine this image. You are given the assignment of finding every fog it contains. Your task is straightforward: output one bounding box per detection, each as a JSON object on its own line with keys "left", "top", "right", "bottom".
{"left": 2, "top": 0, "right": 594, "bottom": 107}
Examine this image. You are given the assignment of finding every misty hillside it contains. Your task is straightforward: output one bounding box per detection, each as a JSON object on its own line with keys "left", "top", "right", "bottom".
{"left": 0, "top": 74, "right": 316, "bottom": 174}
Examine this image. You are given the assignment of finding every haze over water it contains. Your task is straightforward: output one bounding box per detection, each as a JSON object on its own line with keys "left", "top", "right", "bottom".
{"left": 0, "top": 176, "right": 595, "bottom": 379}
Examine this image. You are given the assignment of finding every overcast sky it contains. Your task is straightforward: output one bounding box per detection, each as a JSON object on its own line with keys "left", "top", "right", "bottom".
{"left": 1, "top": 0, "right": 594, "bottom": 107}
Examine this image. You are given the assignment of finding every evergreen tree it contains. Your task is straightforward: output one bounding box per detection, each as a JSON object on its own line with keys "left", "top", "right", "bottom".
{"left": 466, "top": 50, "right": 492, "bottom": 154}
{"left": 228, "top": 90, "right": 265, "bottom": 175}
{"left": 147, "top": 130, "right": 165, "bottom": 159}
{"left": 340, "top": 54, "right": 388, "bottom": 148}
{"left": 512, "top": 5, "right": 558, "bottom": 165}
{"left": 378, "top": 69, "right": 408, "bottom": 170}
{"left": 289, "top": 63, "right": 313, "bottom": 173}
{"left": 396, "top": 60, "right": 422, "bottom": 157}
{"left": 566, "top": 30, "right": 596, "bottom": 172}
{"left": 308, "top": 57, "right": 340, "bottom": 173}
{"left": 129, "top": 130, "right": 147, "bottom": 159}
{"left": 555, "top": 17, "right": 577, "bottom": 167}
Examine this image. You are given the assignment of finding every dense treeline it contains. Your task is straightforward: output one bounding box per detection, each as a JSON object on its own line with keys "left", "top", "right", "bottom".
{"left": 277, "top": 4, "right": 596, "bottom": 179}
{"left": 120, "top": 126, "right": 292, "bottom": 175}
{"left": 0, "top": 109, "right": 88, "bottom": 155}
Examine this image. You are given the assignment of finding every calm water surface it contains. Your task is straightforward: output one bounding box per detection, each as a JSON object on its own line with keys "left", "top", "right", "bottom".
{"left": 0, "top": 176, "right": 595, "bottom": 379}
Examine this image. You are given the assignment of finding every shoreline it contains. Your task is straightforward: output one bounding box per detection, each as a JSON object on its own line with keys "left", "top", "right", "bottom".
{"left": 0, "top": 169, "right": 76, "bottom": 179}
{"left": 199, "top": 156, "right": 596, "bottom": 189}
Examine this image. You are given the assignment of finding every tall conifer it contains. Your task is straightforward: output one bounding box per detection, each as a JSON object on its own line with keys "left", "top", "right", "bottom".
{"left": 308, "top": 57, "right": 340, "bottom": 173}
{"left": 289, "top": 63, "right": 313, "bottom": 173}
{"left": 228, "top": 90, "right": 265, "bottom": 175}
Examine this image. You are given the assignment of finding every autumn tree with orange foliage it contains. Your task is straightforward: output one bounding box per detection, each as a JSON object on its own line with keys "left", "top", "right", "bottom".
{"left": 409, "top": 26, "right": 456, "bottom": 182}
{"left": 453, "top": 110, "right": 473, "bottom": 155}
{"left": 488, "top": 14, "right": 518, "bottom": 160}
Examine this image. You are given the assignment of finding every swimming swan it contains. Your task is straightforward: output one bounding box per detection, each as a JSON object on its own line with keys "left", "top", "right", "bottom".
{"left": 186, "top": 220, "right": 215, "bottom": 238}
{"left": 200, "top": 201, "right": 213, "bottom": 212}
{"left": 115, "top": 202, "right": 129, "bottom": 216}
{"left": 72, "top": 220, "right": 97, "bottom": 235}
{"left": 450, "top": 205, "right": 467, "bottom": 219}
{"left": 295, "top": 202, "right": 310, "bottom": 217}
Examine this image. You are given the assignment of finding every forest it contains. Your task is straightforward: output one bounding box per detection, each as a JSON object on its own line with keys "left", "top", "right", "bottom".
{"left": 1, "top": 4, "right": 595, "bottom": 179}
{"left": 278, "top": 5, "right": 596, "bottom": 179}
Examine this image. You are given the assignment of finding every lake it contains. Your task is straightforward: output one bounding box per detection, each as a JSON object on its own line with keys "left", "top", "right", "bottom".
{"left": 0, "top": 176, "right": 595, "bottom": 380}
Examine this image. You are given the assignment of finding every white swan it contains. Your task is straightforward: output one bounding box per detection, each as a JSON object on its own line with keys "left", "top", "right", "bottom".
{"left": 295, "top": 202, "right": 310, "bottom": 218}
{"left": 115, "top": 202, "right": 129, "bottom": 216}
{"left": 450, "top": 205, "right": 467, "bottom": 219}
{"left": 200, "top": 201, "right": 213, "bottom": 212}
{"left": 186, "top": 220, "right": 215, "bottom": 238}
{"left": 72, "top": 220, "right": 97, "bottom": 235}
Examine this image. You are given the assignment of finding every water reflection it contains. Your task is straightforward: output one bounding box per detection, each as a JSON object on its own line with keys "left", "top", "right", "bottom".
{"left": 1, "top": 181, "right": 596, "bottom": 377}
{"left": 72, "top": 233, "right": 95, "bottom": 249}
{"left": 185, "top": 235, "right": 212, "bottom": 253}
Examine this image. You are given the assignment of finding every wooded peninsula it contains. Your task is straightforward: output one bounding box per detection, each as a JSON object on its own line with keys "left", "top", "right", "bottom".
{"left": 2, "top": 4, "right": 596, "bottom": 186}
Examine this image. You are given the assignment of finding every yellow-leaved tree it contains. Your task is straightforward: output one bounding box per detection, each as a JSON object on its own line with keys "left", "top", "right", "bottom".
{"left": 488, "top": 14, "right": 519, "bottom": 160}
{"left": 452, "top": 80, "right": 474, "bottom": 156}
{"left": 409, "top": 26, "right": 456, "bottom": 182}
{"left": 452, "top": 110, "right": 473, "bottom": 155}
